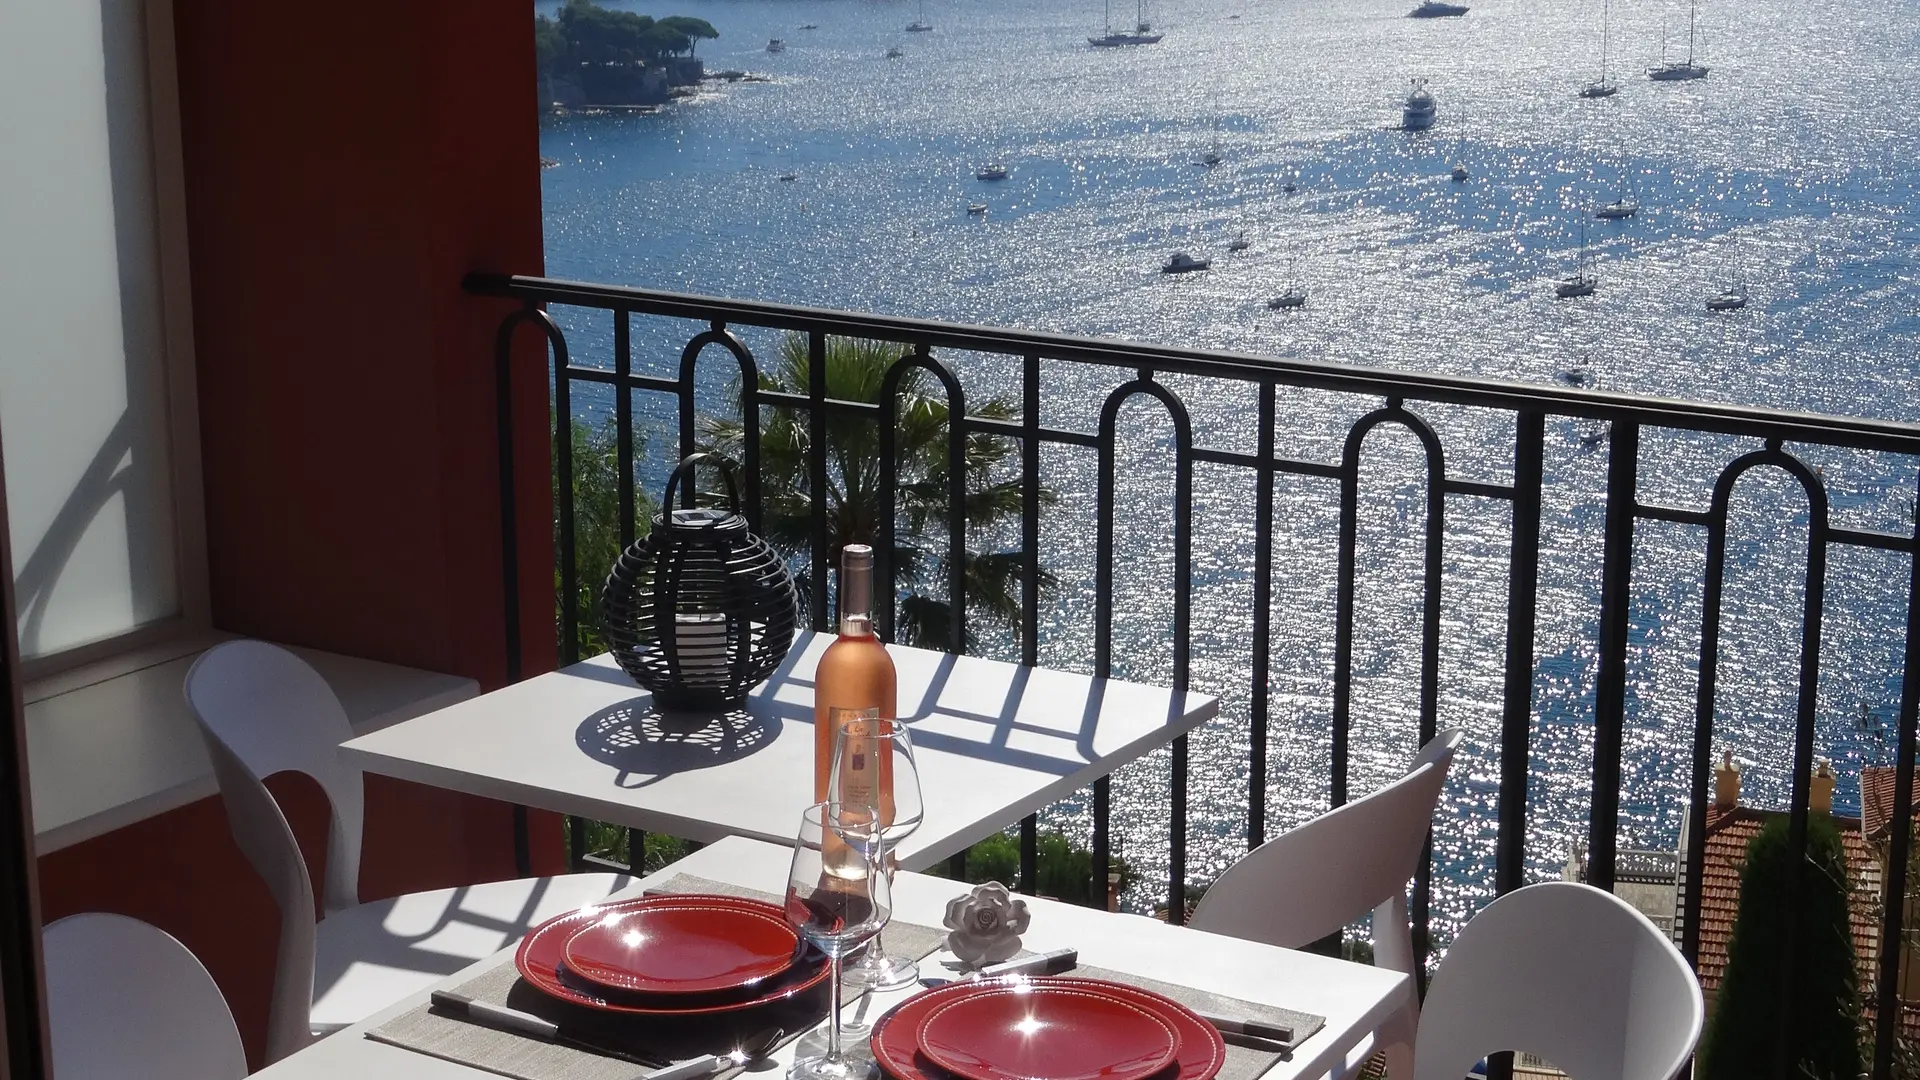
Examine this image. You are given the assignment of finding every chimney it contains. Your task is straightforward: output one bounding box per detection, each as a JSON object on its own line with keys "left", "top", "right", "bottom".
{"left": 1714, "top": 751, "right": 1742, "bottom": 810}
{"left": 1810, "top": 758, "right": 1836, "bottom": 817}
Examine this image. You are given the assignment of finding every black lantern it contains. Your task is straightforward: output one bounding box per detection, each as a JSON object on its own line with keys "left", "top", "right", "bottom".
{"left": 601, "top": 454, "right": 799, "bottom": 711}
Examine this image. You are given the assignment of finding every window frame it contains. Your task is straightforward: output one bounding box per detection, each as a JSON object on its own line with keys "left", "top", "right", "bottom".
{"left": 18, "top": 0, "right": 210, "bottom": 694}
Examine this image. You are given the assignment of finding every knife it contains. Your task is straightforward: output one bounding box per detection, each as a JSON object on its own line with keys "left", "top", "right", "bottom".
{"left": 920, "top": 948, "right": 1081, "bottom": 987}
{"left": 428, "top": 990, "right": 670, "bottom": 1068}
{"left": 1194, "top": 1011, "right": 1294, "bottom": 1047}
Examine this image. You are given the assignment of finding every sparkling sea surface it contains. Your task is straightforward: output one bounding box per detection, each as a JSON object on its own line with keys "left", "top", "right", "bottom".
{"left": 536, "top": 0, "right": 1920, "bottom": 937}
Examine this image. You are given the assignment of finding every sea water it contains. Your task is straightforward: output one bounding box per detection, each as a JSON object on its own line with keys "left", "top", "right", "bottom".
{"left": 538, "top": 0, "right": 1920, "bottom": 934}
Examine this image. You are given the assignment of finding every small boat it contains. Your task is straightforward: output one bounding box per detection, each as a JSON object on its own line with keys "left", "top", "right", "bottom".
{"left": 906, "top": 0, "right": 933, "bottom": 31}
{"left": 1648, "top": 1, "right": 1707, "bottom": 81}
{"left": 1268, "top": 257, "right": 1307, "bottom": 307}
{"left": 778, "top": 170, "right": 798, "bottom": 182}
{"left": 1707, "top": 288, "right": 1747, "bottom": 310}
{"left": 799, "top": 23, "right": 819, "bottom": 30}
{"left": 1162, "top": 252, "right": 1211, "bottom": 274}
{"left": 1580, "top": 0, "right": 1619, "bottom": 97}
{"left": 1555, "top": 274, "right": 1597, "bottom": 299}
{"left": 1228, "top": 232, "right": 1252, "bottom": 252}
{"left": 1409, "top": 0, "right": 1469, "bottom": 16}
{"left": 885, "top": 45, "right": 905, "bottom": 58}
{"left": 1557, "top": 367, "right": 1593, "bottom": 386}
{"left": 1090, "top": 0, "right": 1163, "bottom": 45}
{"left": 1403, "top": 79, "right": 1437, "bottom": 131}
{"left": 976, "top": 163, "right": 1010, "bottom": 181}
{"left": 1555, "top": 224, "right": 1597, "bottom": 298}
{"left": 1451, "top": 162, "right": 1470, "bottom": 182}
{"left": 767, "top": 38, "right": 787, "bottom": 52}
{"left": 1595, "top": 198, "right": 1636, "bottom": 219}
{"left": 967, "top": 202, "right": 988, "bottom": 215}
{"left": 1198, "top": 99, "right": 1224, "bottom": 166}
{"left": 1200, "top": 149, "right": 1223, "bottom": 167}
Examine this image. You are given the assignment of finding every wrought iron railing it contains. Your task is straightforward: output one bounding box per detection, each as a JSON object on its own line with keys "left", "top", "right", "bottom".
{"left": 470, "top": 271, "right": 1920, "bottom": 1079}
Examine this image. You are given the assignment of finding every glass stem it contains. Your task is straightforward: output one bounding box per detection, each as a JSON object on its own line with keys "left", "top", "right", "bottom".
{"left": 826, "top": 954, "right": 844, "bottom": 1063}
{"left": 867, "top": 857, "right": 899, "bottom": 962}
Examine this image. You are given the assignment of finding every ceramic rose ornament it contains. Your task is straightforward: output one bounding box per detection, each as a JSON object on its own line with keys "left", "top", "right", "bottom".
{"left": 943, "top": 881, "right": 1030, "bottom": 968}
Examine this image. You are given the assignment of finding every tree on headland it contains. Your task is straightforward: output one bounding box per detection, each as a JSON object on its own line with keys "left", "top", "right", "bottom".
{"left": 535, "top": 1, "right": 718, "bottom": 73}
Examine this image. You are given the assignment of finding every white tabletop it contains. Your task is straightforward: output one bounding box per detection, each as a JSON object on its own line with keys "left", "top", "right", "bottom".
{"left": 342, "top": 632, "right": 1218, "bottom": 870}
{"left": 254, "top": 836, "right": 1410, "bottom": 1080}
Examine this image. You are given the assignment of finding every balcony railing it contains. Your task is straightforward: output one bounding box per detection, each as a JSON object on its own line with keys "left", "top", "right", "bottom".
{"left": 469, "top": 271, "right": 1920, "bottom": 1079}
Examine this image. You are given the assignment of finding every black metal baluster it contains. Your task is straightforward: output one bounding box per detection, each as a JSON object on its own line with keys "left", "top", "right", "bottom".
{"left": 556, "top": 332, "right": 579, "bottom": 667}
{"left": 1588, "top": 422, "right": 1640, "bottom": 892}
{"left": 1249, "top": 382, "right": 1276, "bottom": 849}
{"left": 1495, "top": 413, "right": 1544, "bottom": 900}
{"left": 1021, "top": 354, "right": 1041, "bottom": 893}
{"left": 1778, "top": 447, "right": 1830, "bottom": 1080}
{"left": 808, "top": 331, "right": 829, "bottom": 631}
{"left": 615, "top": 312, "right": 635, "bottom": 548}
{"left": 1872, "top": 474, "right": 1920, "bottom": 1079}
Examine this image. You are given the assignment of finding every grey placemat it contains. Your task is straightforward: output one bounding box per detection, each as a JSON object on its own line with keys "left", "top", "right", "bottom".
{"left": 1071, "top": 961, "right": 1323, "bottom": 1080}
{"left": 367, "top": 875, "right": 950, "bottom": 1080}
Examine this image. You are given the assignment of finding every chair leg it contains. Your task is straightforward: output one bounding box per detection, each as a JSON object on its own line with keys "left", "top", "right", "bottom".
{"left": 1378, "top": 993, "right": 1417, "bottom": 1080}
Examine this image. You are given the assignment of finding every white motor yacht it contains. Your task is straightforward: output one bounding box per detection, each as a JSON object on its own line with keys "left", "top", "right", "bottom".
{"left": 766, "top": 38, "right": 786, "bottom": 52}
{"left": 1162, "top": 252, "right": 1211, "bottom": 274}
{"left": 967, "top": 203, "right": 988, "bottom": 215}
{"left": 1403, "top": 79, "right": 1437, "bottom": 131}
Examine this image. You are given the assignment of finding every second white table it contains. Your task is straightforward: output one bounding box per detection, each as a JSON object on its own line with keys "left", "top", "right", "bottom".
{"left": 342, "top": 631, "right": 1218, "bottom": 870}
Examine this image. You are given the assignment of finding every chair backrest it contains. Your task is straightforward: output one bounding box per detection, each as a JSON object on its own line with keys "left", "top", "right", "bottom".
{"left": 186, "top": 639, "right": 364, "bottom": 912}
{"left": 186, "top": 639, "right": 366, "bottom": 1063}
{"left": 1189, "top": 728, "right": 1463, "bottom": 956}
{"left": 1412, "top": 881, "right": 1704, "bottom": 1080}
{"left": 44, "top": 913, "right": 247, "bottom": 1080}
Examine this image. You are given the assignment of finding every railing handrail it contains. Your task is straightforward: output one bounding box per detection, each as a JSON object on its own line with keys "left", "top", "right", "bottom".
{"left": 467, "top": 272, "right": 1920, "bottom": 454}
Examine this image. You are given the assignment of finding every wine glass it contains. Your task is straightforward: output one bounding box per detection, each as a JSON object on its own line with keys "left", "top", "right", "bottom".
{"left": 785, "top": 801, "right": 890, "bottom": 1080}
{"left": 828, "top": 713, "right": 924, "bottom": 989}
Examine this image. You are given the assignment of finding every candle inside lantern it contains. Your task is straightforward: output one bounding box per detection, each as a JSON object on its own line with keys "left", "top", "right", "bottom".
{"left": 672, "top": 612, "right": 729, "bottom": 685}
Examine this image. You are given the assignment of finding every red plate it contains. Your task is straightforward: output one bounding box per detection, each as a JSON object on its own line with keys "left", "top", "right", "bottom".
{"left": 916, "top": 982, "right": 1177, "bottom": 1080}
{"left": 873, "top": 978, "right": 1224, "bottom": 1080}
{"left": 515, "top": 894, "right": 830, "bottom": 1015}
{"left": 562, "top": 898, "right": 800, "bottom": 996}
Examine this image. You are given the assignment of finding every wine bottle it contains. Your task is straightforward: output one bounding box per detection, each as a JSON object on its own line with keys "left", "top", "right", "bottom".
{"left": 814, "top": 544, "right": 897, "bottom": 802}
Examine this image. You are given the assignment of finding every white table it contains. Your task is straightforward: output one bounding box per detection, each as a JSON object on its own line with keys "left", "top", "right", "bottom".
{"left": 253, "top": 836, "right": 1412, "bottom": 1080}
{"left": 343, "top": 632, "right": 1218, "bottom": 870}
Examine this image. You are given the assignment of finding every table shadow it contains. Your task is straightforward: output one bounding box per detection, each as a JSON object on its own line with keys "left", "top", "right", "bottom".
{"left": 575, "top": 698, "right": 783, "bottom": 788}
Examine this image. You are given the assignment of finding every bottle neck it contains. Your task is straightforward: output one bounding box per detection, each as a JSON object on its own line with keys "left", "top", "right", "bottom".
{"left": 839, "top": 548, "right": 874, "bottom": 638}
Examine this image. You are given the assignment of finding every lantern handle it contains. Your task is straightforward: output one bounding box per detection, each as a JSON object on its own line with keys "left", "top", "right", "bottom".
{"left": 661, "top": 452, "right": 744, "bottom": 518}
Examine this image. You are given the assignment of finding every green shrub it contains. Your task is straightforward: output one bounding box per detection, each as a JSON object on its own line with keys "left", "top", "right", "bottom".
{"left": 1698, "top": 815, "right": 1860, "bottom": 1080}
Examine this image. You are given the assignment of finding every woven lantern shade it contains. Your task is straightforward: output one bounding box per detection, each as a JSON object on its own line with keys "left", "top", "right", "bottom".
{"left": 601, "top": 454, "right": 799, "bottom": 711}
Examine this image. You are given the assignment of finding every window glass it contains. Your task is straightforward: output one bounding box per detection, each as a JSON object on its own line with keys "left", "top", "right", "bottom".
{"left": 0, "top": 0, "right": 180, "bottom": 659}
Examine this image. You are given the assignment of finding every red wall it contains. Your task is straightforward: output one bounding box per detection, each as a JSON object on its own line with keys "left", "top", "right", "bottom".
{"left": 36, "top": 0, "right": 563, "bottom": 1067}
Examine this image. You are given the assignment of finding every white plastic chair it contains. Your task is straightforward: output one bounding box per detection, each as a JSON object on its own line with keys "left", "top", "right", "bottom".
{"left": 1189, "top": 728, "right": 1465, "bottom": 1080}
{"left": 186, "top": 640, "right": 632, "bottom": 1063}
{"left": 44, "top": 912, "right": 247, "bottom": 1080}
{"left": 1414, "top": 881, "right": 1703, "bottom": 1080}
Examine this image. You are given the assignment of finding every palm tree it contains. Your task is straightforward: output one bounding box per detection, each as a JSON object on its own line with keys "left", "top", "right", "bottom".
{"left": 700, "top": 333, "right": 1055, "bottom": 651}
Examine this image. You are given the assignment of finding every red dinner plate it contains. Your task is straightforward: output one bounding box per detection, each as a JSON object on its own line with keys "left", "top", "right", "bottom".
{"left": 515, "top": 894, "right": 830, "bottom": 1015}
{"left": 562, "top": 898, "right": 800, "bottom": 996}
{"left": 915, "top": 982, "right": 1178, "bottom": 1080}
{"left": 874, "top": 978, "right": 1223, "bottom": 1080}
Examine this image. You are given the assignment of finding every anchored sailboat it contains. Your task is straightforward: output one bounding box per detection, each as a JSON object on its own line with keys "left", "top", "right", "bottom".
{"left": 1580, "top": 0, "right": 1619, "bottom": 97}
{"left": 906, "top": 0, "right": 932, "bottom": 32}
{"left": 1090, "top": 0, "right": 1163, "bottom": 46}
{"left": 1555, "top": 224, "right": 1598, "bottom": 298}
{"left": 1650, "top": 0, "right": 1707, "bottom": 81}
